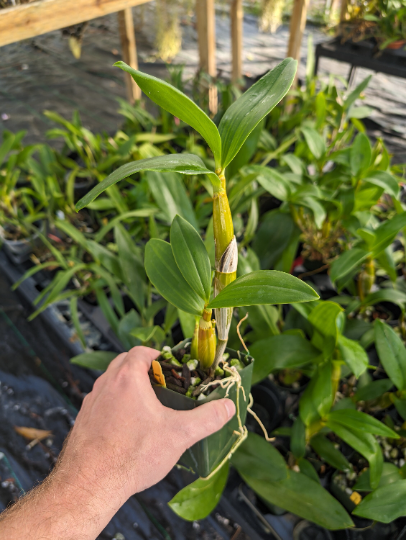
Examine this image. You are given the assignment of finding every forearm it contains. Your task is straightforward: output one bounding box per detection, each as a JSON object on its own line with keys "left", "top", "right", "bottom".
{"left": 0, "top": 467, "right": 122, "bottom": 540}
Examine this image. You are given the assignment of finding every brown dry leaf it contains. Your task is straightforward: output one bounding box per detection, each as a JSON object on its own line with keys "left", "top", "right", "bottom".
{"left": 14, "top": 426, "right": 52, "bottom": 441}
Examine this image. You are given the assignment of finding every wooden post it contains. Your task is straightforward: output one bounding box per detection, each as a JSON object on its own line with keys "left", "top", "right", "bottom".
{"left": 196, "top": 0, "right": 217, "bottom": 115}
{"left": 286, "top": 0, "right": 310, "bottom": 62}
{"left": 117, "top": 8, "right": 141, "bottom": 102}
{"left": 340, "top": 0, "right": 348, "bottom": 21}
{"left": 231, "top": 0, "right": 243, "bottom": 84}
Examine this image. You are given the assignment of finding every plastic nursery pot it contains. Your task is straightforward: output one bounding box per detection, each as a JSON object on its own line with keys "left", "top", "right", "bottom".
{"left": 386, "top": 39, "right": 406, "bottom": 50}
{"left": 0, "top": 222, "right": 43, "bottom": 265}
{"left": 330, "top": 471, "right": 400, "bottom": 540}
{"left": 246, "top": 379, "right": 284, "bottom": 437}
{"left": 153, "top": 339, "right": 254, "bottom": 478}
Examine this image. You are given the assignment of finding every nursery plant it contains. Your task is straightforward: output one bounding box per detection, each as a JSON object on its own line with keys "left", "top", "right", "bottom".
{"left": 235, "top": 299, "right": 402, "bottom": 529}
{"left": 71, "top": 58, "right": 343, "bottom": 519}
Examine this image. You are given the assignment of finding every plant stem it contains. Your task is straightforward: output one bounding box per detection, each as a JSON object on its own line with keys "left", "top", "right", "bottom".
{"left": 212, "top": 170, "right": 238, "bottom": 371}
{"left": 197, "top": 308, "right": 216, "bottom": 370}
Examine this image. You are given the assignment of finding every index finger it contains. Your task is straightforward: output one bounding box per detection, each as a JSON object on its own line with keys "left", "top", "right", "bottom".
{"left": 124, "top": 345, "right": 161, "bottom": 373}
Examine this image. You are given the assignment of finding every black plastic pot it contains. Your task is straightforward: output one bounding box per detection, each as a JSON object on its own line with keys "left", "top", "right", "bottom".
{"left": 246, "top": 378, "right": 285, "bottom": 437}
{"left": 0, "top": 223, "right": 43, "bottom": 265}
{"left": 64, "top": 171, "right": 95, "bottom": 202}
{"left": 153, "top": 339, "right": 254, "bottom": 478}
{"left": 330, "top": 471, "right": 400, "bottom": 540}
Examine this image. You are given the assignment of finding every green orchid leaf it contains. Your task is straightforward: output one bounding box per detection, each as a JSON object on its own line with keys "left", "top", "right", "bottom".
{"left": 350, "top": 132, "right": 371, "bottom": 176}
{"left": 226, "top": 120, "right": 264, "bottom": 180}
{"left": 330, "top": 248, "right": 370, "bottom": 283}
{"left": 392, "top": 395, "right": 406, "bottom": 421}
{"left": 115, "top": 224, "right": 145, "bottom": 312}
{"left": 208, "top": 270, "right": 318, "bottom": 309}
{"left": 247, "top": 165, "right": 291, "bottom": 201}
{"left": 146, "top": 171, "right": 198, "bottom": 229}
{"left": 313, "top": 361, "right": 334, "bottom": 418}
{"left": 363, "top": 288, "right": 406, "bottom": 309}
{"left": 310, "top": 434, "right": 351, "bottom": 471}
{"left": 344, "top": 75, "right": 372, "bottom": 110}
{"left": 298, "top": 458, "right": 320, "bottom": 483}
{"left": 301, "top": 126, "right": 326, "bottom": 160}
{"left": 308, "top": 301, "right": 343, "bottom": 355}
{"left": 75, "top": 154, "right": 219, "bottom": 210}
{"left": 299, "top": 196, "right": 326, "bottom": 229}
{"left": 353, "top": 379, "right": 393, "bottom": 402}
{"left": 326, "top": 420, "right": 383, "bottom": 489}
{"left": 94, "top": 208, "right": 158, "bottom": 243}
{"left": 364, "top": 171, "right": 399, "bottom": 198}
{"left": 252, "top": 210, "right": 298, "bottom": 269}
{"left": 353, "top": 463, "right": 402, "bottom": 492}
{"left": 232, "top": 435, "right": 352, "bottom": 530}
{"left": 170, "top": 215, "right": 212, "bottom": 303}
{"left": 375, "top": 319, "right": 406, "bottom": 391}
{"left": 300, "top": 362, "right": 333, "bottom": 426}
{"left": 250, "top": 334, "right": 320, "bottom": 385}
{"left": 219, "top": 58, "right": 297, "bottom": 168}
{"left": 348, "top": 105, "right": 374, "bottom": 119}
{"left": 130, "top": 326, "right": 165, "bottom": 344}
{"left": 178, "top": 309, "right": 196, "bottom": 339}
{"left": 115, "top": 62, "right": 221, "bottom": 167}
{"left": 376, "top": 246, "right": 397, "bottom": 282}
{"left": 337, "top": 334, "right": 368, "bottom": 378}
{"left": 118, "top": 309, "right": 142, "bottom": 350}
{"left": 71, "top": 351, "right": 117, "bottom": 371}
{"left": 232, "top": 432, "right": 287, "bottom": 482}
{"left": 353, "top": 479, "right": 406, "bottom": 523}
{"left": 168, "top": 462, "right": 229, "bottom": 521}
{"left": 291, "top": 417, "right": 306, "bottom": 459}
{"left": 327, "top": 409, "right": 399, "bottom": 439}
{"left": 370, "top": 212, "right": 406, "bottom": 256}
{"left": 145, "top": 238, "right": 205, "bottom": 317}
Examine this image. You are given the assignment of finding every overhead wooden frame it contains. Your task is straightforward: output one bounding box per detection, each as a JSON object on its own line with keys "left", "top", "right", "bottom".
{"left": 0, "top": 0, "right": 152, "bottom": 102}
{"left": 0, "top": 0, "right": 150, "bottom": 47}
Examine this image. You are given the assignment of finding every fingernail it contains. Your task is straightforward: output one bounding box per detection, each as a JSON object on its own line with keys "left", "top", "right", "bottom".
{"left": 223, "top": 399, "right": 236, "bottom": 420}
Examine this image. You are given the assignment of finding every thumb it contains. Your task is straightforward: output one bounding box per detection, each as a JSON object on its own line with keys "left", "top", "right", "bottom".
{"left": 176, "top": 398, "right": 236, "bottom": 449}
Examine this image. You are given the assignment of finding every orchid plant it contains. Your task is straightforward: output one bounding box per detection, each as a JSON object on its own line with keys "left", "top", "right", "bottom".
{"left": 75, "top": 58, "right": 319, "bottom": 374}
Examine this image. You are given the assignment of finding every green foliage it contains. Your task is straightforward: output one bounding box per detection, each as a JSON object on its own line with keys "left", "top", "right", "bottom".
{"left": 168, "top": 463, "right": 229, "bottom": 521}
{"left": 219, "top": 59, "right": 297, "bottom": 168}
{"left": 207, "top": 270, "right": 319, "bottom": 309}
{"left": 71, "top": 351, "right": 117, "bottom": 370}
{"left": 232, "top": 434, "right": 353, "bottom": 530}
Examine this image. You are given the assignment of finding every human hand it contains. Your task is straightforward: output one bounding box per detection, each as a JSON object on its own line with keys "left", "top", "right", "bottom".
{"left": 59, "top": 346, "right": 236, "bottom": 505}
{"left": 0, "top": 346, "right": 235, "bottom": 540}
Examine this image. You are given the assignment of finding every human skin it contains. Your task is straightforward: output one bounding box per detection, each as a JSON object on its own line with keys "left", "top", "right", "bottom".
{"left": 0, "top": 346, "right": 236, "bottom": 540}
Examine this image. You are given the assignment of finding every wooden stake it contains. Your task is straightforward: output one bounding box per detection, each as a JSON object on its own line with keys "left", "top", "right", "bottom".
{"left": 231, "top": 0, "right": 243, "bottom": 84}
{"left": 287, "top": 0, "right": 310, "bottom": 62}
{"left": 117, "top": 8, "right": 141, "bottom": 102}
{"left": 196, "top": 0, "right": 218, "bottom": 114}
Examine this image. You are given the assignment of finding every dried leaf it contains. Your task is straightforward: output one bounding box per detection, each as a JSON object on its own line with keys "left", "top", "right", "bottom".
{"left": 14, "top": 426, "right": 52, "bottom": 441}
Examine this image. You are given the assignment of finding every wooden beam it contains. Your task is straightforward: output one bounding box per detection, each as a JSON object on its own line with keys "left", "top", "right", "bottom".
{"left": 286, "top": 0, "right": 310, "bottom": 62}
{"left": 196, "top": 0, "right": 217, "bottom": 115}
{"left": 0, "top": 0, "right": 151, "bottom": 48}
{"left": 231, "top": 0, "right": 243, "bottom": 83}
{"left": 117, "top": 8, "right": 141, "bottom": 102}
